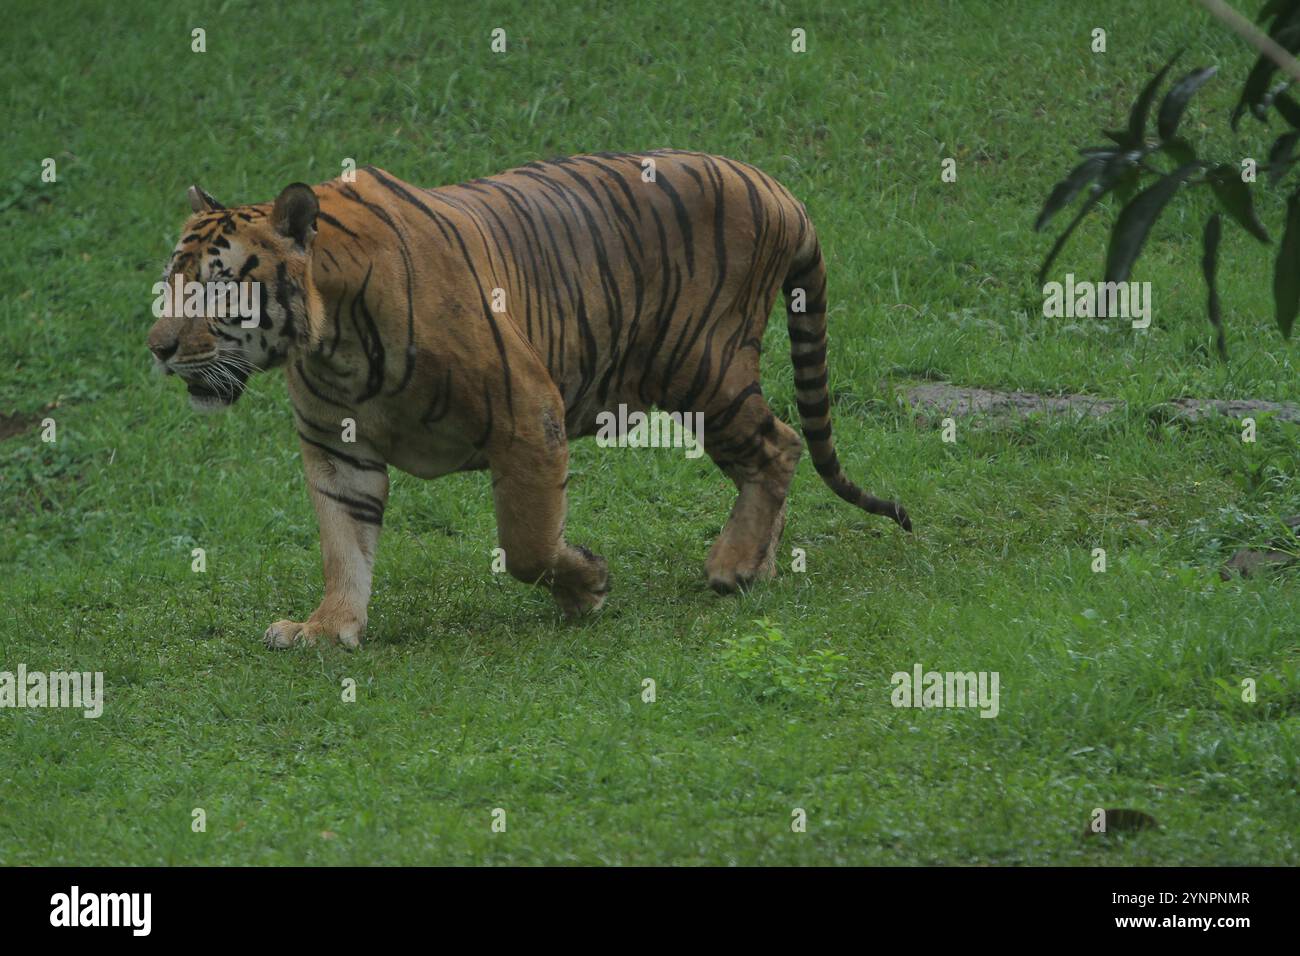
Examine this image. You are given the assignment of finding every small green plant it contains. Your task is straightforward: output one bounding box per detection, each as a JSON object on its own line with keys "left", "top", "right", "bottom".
{"left": 717, "top": 618, "right": 849, "bottom": 704}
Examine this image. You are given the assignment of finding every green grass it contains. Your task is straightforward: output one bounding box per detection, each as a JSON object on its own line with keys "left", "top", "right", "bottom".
{"left": 1, "top": 0, "right": 1297, "bottom": 865}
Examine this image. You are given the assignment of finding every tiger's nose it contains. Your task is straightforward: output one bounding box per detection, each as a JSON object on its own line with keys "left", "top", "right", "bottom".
{"left": 150, "top": 340, "right": 178, "bottom": 363}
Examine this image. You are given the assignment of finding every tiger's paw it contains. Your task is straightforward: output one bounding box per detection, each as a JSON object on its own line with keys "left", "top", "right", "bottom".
{"left": 706, "top": 548, "right": 779, "bottom": 594}
{"left": 707, "top": 503, "right": 785, "bottom": 594}
{"left": 554, "top": 582, "right": 610, "bottom": 621}
{"left": 553, "top": 549, "right": 611, "bottom": 621}
{"left": 707, "top": 566, "right": 773, "bottom": 594}
{"left": 263, "top": 615, "right": 364, "bottom": 650}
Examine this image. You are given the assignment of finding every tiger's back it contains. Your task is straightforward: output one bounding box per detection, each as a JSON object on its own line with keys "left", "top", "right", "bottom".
{"left": 309, "top": 150, "right": 812, "bottom": 442}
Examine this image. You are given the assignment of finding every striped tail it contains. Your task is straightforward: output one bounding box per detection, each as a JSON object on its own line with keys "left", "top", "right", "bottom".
{"left": 783, "top": 237, "right": 912, "bottom": 531}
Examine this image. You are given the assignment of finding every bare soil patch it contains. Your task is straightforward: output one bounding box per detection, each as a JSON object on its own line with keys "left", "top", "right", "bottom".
{"left": 901, "top": 382, "right": 1299, "bottom": 424}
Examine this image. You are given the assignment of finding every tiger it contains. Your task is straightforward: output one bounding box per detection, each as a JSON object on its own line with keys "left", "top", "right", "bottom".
{"left": 146, "top": 150, "right": 911, "bottom": 648}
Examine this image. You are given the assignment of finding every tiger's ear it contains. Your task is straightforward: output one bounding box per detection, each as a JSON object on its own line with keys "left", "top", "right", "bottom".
{"left": 187, "top": 185, "right": 224, "bottom": 213}
{"left": 271, "top": 182, "right": 319, "bottom": 248}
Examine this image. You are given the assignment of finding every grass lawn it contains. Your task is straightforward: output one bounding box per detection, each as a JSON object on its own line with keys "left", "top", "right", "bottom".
{"left": 1, "top": 0, "right": 1297, "bottom": 865}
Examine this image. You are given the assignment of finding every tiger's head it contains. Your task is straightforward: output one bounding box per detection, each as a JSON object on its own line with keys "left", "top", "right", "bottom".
{"left": 148, "top": 182, "right": 321, "bottom": 411}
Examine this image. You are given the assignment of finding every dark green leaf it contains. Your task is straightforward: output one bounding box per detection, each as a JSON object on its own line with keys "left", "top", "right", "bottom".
{"left": 1275, "top": 192, "right": 1300, "bottom": 338}
{"left": 1038, "top": 194, "right": 1102, "bottom": 287}
{"left": 1275, "top": 91, "right": 1300, "bottom": 128}
{"left": 1258, "top": 0, "right": 1300, "bottom": 21}
{"left": 1268, "top": 131, "right": 1300, "bottom": 184}
{"left": 1159, "top": 136, "right": 1197, "bottom": 166}
{"left": 1258, "top": 0, "right": 1300, "bottom": 24}
{"left": 1104, "top": 163, "right": 1203, "bottom": 283}
{"left": 1234, "top": 25, "right": 1300, "bottom": 129}
{"left": 1202, "top": 213, "right": 1227, "bottom": 360}
{"left": 1234, "top": 58, "right": 1275, "bottom": 129}
{"left": 1111, "top": 164, "right": 1144, "bottom": 208}
{"left": 1209, "top": 164, "right": 1271, "bottom": 242}
{"left": 1100, "top": 151, "right": 1145, "bottom": 186}
{"left": 1123, "top": 52, "right": 1180, "bottom": 148}
{"left": 1157, "top": 66, "right": 1217, "bottom": 140}
{"left": 1269, "top": 13, "right": 1300, "bottom": 44}
{"left": 1254, "top": 80, "right": 1292, "bottom": 122}
{"left": 1035, "top": 155, "right": 1106, "bottom": 231}
{"left": 1037, "top": 152, "right": 1141, "bottom": 285}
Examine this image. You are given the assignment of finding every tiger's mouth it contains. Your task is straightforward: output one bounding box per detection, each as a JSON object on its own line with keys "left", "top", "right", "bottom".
{"left": 181, "top": 364, "right": 250, "bottom": 411}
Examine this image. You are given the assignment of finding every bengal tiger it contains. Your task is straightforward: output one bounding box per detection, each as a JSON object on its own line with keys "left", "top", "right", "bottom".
{"left": 146, "top": 150, "right": 910, "bottom": 648}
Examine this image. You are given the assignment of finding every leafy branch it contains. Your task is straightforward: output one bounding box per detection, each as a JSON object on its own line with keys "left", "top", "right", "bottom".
{"left": 1035, "top": 0, "right": 1300, "bottom": 357}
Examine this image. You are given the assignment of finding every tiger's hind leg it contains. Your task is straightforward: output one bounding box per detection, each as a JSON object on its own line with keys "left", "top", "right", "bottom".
{"left": 701, "top": 379, "right": 803, "bottom": 593}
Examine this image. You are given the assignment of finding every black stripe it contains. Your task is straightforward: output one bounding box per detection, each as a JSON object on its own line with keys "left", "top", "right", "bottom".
{"left": 317, "top": 211, "right": 359, "bottom": 239}
{"left": 794, "top": 371, "right": 829, "bottom": 392}
{"left": 350, "top": 264, "right": 386, "bottom": 402}
{"left": 363, "top": 170, "right": 514, "bottom": 417}
{"left": 651, "top": 167, "right": 695, "bottom": 277}
{"left": 813, "top": 454, "right": 841, "bottom": 478}
{"left": 293, "top": 405, "right": 341, "bottom": 435}
{"left": 336, "top": 183, "right": 418, "bottom": 397}
{"left": 473, "top": 382, "right": 494, "bottom": 449}
{"left": 637, "top": 204, "right": 682, "bottom": 406}
{"left": 797, "top": 395, "right": 830, "bottom": 419}
{"left": 274, "top": 262, "right": 296, "bottom": 336}
{"left": 707, "top": 383, "right": 763, "bottom": 433}
{"left": 298, "top": 432, "right": 386, "bottom": 472}
{"left": 311, "top": 484, "right": 385, "bottom": 524}
{"left": 658, "top": 161, "right": 731, "bottom": 409}
{"left": 421, "top": 368, "right": 454, "bottom": 427}
{"left": 293, "top": 358, "right": 351, "bottom": 408}
{"left": 791, "top": 345, "right": 827, "bottom": 369}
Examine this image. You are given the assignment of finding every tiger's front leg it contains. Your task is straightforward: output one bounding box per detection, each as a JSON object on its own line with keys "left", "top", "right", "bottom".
{"left": 487, "top": 377, "right": 609, "bottom": 619}
{"left": 264, "top": 438, "right": 389, "bottom": 649}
